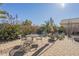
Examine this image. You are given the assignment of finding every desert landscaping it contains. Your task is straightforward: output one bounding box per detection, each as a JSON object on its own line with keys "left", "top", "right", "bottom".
{"left": 0, "top": 35, "right": 79, "bottom": 56}
{"left": 0, "top": 3, "right": 79, "bottom": 56}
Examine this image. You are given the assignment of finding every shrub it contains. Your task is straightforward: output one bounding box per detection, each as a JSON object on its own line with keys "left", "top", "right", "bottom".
{"left": 0, "top": 24, "right": 20, "bottom": 42}
{"left": 58, "top": 33, "right": 65, "bottom": 40}
{"left": 20, "top": 25, "right": 32, "bottom": 36}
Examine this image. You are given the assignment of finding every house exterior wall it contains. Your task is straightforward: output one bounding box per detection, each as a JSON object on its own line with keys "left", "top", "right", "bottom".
{"left": 60, "top": 18, "right": 79, "bottom": 34}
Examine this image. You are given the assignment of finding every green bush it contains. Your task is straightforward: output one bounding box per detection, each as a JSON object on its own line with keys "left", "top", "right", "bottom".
{"left": 0, "top": 24, "right": 20, "bottom": 42}
{"left": 20, "top": 25, "right": 32, "bottom": 36}
{"left": 58, "top": 33, "right": 65, "bottom": 40}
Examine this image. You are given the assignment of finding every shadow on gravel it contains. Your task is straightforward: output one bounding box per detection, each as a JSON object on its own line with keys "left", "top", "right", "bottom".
{"left": 9, "top": 45, "right": 25, "bottom": 56}
{"left": 74, "top": 38, "right": 79, "bottom": 42}
{"left": 32, "top": 44, "right": 49, "bottom": 56}
{"left": 13, "top": 50, "right": 25, "bottom": 56}
{"left": 12, "top": 45, "right": 21, "bottom": 50}
{"left": 48, "top": 39, "right": 56, "bottom": 43}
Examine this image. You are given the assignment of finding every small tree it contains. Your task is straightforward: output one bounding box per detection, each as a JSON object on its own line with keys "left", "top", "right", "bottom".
{"left": 23, "top": 19, "right": 32, "bottom": 26}
{"left": 39, "top": 17, "right": 57, "bottom": 34}
{"left": 20, "top": 19, "right": 33, "bottom": 36}
{"left": 58, "top": 26, "right": 65, "bottom": 34}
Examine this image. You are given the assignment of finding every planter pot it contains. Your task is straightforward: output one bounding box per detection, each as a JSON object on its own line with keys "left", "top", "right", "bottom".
{"left": 12, "top": 50, "right": 25, "bottom": 56}
{"left": 9, "top": 45, "right": 25, "bottom": 56}
{"left": 31, "top": 44, "right": 38, "bottom": 49}
{"left": 48, "top": 39, "right": 55, "bottom": 43}
{"left": 74, "top": 38, "right": 79, "bottom": 42}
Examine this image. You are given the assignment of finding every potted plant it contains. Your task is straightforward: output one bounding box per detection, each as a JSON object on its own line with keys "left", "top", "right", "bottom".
{"left": 48, "top": 35, "right": 55, "bottom": 43}
{"left": 58, "top": 33, "right": 65, "bottom": 40}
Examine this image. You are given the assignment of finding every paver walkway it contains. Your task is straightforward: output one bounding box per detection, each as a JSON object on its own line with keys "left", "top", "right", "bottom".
{"left": 41, "top": 36, "right": 79, "bottom": 56}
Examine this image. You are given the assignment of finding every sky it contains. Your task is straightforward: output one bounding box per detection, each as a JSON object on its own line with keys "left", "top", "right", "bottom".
{"left": 0, "top": 3, "right": 79, "bottom": 26}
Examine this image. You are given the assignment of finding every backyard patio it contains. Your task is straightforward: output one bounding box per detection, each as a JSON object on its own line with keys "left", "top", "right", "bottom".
{"left": 0, "top": 35, "right": 79, "bottom": 56}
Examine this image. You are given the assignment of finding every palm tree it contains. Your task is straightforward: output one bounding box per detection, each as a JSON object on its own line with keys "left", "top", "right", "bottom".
{"left": 0, "top": 10, "right": 16, "bottom": 25}
{"left": 23, "top": 19, "right": 32, "bottom": 26}
{"left": 0, "top": 10, "right": 7, "bottom": 19}
{"left": 42, "top": 17, "right": 57, "bottom": 34}
{"left": 0, "top": 4, "right": 7, "bottom": 19}
{"left": 58, "top": 25, "right": 65, "bottom": 33}
{"left": 0, "top": 4, "right": 14, "bottom": 24}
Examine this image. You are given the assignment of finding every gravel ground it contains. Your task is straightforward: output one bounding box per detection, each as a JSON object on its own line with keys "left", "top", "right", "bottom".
{"left": 0, "top": 39, "right": 23, "bottom": 56}
{"left": 1, "top": 36, "right": 79, "bottom": 56}
{"left": 0, "top": 37, "right": 49, "bottom": 56}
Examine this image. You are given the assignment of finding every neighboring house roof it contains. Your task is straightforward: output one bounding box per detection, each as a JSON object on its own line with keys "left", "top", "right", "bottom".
{"left": 60, "top": 18, "right": 79, "bottom": 25}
